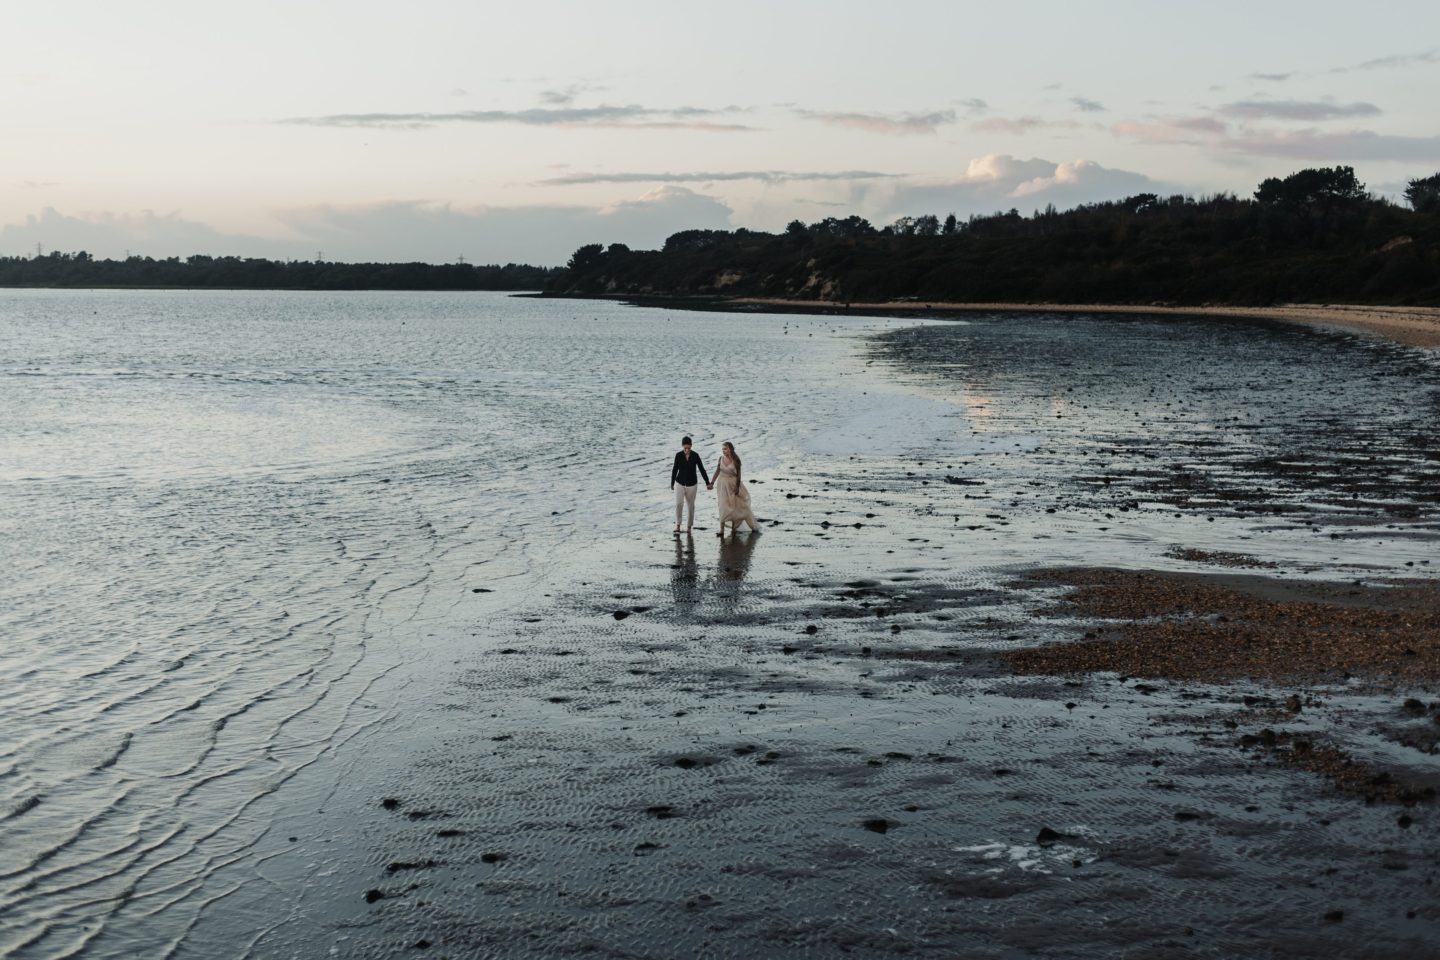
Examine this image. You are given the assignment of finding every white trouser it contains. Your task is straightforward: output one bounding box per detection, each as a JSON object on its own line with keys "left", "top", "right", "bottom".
{"left": 674, "top": 483, "right": 698, "bottom": 525}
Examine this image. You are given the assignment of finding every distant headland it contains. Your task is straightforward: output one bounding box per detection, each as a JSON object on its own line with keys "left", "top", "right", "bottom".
{"left": 0, "top": 255, "right": 561, "bottom": 291}
{"left": 547, "top": 167, "right": 1440, "bottom": 310}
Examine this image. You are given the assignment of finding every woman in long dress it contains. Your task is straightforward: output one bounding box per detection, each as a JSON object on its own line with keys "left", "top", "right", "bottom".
{"left": 713, "top": 441, "right": 759, "bottom": 536}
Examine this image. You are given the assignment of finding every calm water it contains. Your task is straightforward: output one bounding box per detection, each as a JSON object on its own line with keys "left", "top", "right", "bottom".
{"left": 1, "top": 290, "right": 1436, "bottom": 957}
{"left": 0, "top": 290, "right": 927, "bottom": 957}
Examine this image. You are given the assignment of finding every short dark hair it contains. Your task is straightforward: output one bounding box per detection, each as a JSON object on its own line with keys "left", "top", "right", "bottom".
{"left": 681, "top": 436, "right": 692, "bottom": 446}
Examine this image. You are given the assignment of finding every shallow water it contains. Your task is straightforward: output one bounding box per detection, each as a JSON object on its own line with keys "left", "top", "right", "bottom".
{"left": 1, "top": 290, "right": 1437, "bottom": 958}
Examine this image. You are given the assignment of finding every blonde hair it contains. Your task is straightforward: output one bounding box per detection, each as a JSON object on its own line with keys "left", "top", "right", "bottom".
{"left": 723, "top": 441, "right": 741, "bottom": 487}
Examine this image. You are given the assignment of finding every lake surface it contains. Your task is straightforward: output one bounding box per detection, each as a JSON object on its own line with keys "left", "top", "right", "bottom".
{"left": 2, "top": 290, "right": 1436, "bottom": 957}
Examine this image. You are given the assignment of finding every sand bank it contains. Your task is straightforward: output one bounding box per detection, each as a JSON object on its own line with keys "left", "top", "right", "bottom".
{"left": 734, "top": 298, "right": 1440, "bottom": 348}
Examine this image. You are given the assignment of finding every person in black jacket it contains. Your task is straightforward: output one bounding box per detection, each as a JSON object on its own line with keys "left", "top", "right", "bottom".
{"left": 670, "top": 436, "right": 711, "bottom": 533}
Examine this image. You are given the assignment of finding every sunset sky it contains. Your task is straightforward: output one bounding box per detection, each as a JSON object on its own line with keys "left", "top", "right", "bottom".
{"left": 6, "top": 0, "right": 1440, "bottom": 263}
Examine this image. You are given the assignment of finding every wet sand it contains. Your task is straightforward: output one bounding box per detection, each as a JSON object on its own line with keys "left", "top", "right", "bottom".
{"left": 353, "top": 533, "right": 1440, "bottom": 957}
{"left": 11, "top": 293, "right": 1438, "bottom": 957}
{"left": 734, "top": 298, "right": 1440, "bottom": 348}
{"left": 342, "top": 308, "right": 1440, "bottom": 957}
{"left": 1004, "top": 568, "right": 1440, "bottom": 683}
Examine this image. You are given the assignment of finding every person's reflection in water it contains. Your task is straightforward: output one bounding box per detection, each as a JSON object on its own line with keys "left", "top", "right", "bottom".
{"left": 714, "top": 529, "right": 760, "bottom": 597}
{"left": 670, "top": 532, "right": 699, "bottom": 612}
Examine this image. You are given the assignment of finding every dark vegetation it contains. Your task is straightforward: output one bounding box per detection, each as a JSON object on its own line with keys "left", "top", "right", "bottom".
{"left": 0, "top": 254, "right": 561, "bottom": 290}
{"left": 550, "top": 168, "right": 1440, "bottom": 306}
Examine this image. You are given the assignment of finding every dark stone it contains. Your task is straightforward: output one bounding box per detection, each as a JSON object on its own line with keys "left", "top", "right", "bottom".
{"left": 613, "top": 610, "right": 630, "bottom": 620}
{"left": 365, "top": 889, "right": 384, "bottom": 903}
{"left": 862, "top": 818, "right": 890, "bottom": 834}
{"left": 387, "top": 859, "right": 437, "bottom": 873}
{"left": 381, "top": 798, "right": 401, "bottom": 810}
{"left": 480, "top": 852, "right": 507, "bottom": 863}
{"left": 1284, "top": 694, "right": 1302, "bottom": 713}
{"left": 1036, "top": 827, "right": 1064, "bottom": 846}
{"left": 804, "top": 624, "right": 819, "bottom": 634}
{"left": 1324, "top": 910, "right": 1343, "bottom": 922}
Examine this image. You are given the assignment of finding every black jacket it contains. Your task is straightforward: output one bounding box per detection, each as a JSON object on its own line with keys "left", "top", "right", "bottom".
{"left": 671, "top": 450, "right": 711, "bottom": 487}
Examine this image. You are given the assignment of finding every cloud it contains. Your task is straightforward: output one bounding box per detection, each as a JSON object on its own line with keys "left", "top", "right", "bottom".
{"left": 1219, "top": 99, "right": 1381, "bottom": 121}
{"left": 1070, "top": 97, "right": 1106, "bottom": 112}
{"left": 537, "top": 170, "right": 902, "bottom": 186}
{"left": 280, "top": 104, "right": 755, "bottom": 131}
{"left": 0, "top": 208, "right": 274, "bottom": 259}
{"left": 1216, "top": 128, "right": 1440, "bottom": 162}
{"left": 1332, "top": 49, "right": 1440, "bottom": 73}
{"left": 2, "top": 188, "right": 734, "bottom": 265}
{"left": 882, "top": 154, "right": 1170, "bottom": 220}
{"left": 1246, "top": 72, "right": 1294, "bottom": 82}
{"left": 971, "top": 116, "right": 1082, "bottom": 135}
{"left": 1114, "top": 113, "right": 1440, "bottom": 162}
{"left": 955, "top": 98, "right": 989, "bottom": 113}
{"left": 794, "top": 108, "right": 956, "bottom": 135}
{"left": 272, "top": 186, "right": 733, "bottom": 264}
{"left": 538, "top": 82, "right": 607, "bottom": 106}
{"left": 1109, "top": 115, "right": 1230, "bottom": 145}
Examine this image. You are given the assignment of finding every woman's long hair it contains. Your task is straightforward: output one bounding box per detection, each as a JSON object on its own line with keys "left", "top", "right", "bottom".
{"left": 723, "top": 441, "right": 741, "bottom": 487}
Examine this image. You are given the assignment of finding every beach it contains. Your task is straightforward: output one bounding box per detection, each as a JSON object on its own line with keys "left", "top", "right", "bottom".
{"left": 2, "top": 290, "right": 1438, "bottom": 957}
{"left": 733, "top": 298, "right": 1440, "bottom": 349}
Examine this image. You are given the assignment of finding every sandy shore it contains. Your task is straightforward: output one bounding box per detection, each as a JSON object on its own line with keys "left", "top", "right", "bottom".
{"left": 733, "top": 298, "right": 1440, "bottom": 348}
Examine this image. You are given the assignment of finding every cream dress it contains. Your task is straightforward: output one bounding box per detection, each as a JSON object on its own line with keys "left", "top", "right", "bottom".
{"left": 714, "top": 456, "right": 758, "bottom": 531}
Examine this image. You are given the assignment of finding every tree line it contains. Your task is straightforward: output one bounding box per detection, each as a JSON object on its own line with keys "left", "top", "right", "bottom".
{"left": 0, "top": 253, "right": 562, "bottom": 290}
{"left": 551, "top": 168, "right": 1440, "bottom": 306}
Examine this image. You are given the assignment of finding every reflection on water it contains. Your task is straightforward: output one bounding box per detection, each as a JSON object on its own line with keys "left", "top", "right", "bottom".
{"left": 667, "top": 529, "right": 762, "bottom": 612}
{"left": 716, "top": 529, "right": 760, "bottom": 584}
{"left": 669, "top": 532, "right": 698, "bottom": 610}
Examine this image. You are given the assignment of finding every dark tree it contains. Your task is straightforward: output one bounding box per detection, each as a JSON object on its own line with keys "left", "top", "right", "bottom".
{"left": 1123, "top": 193, "right": 1160, "bottom": 213}
{"left": 913, "top": 214, "right": 941, "bottom": 237}
{"left": 566, "top": 244, "right": 607, "bottom": 272}
{"left": 662, "top": 229, "right": 730, "bottom": 253}
{"left": 1405, "top": 173, "right": 1440, "bottom": 213}
{"left": 1255, "top": 166, "right": 1368, "bottom": 206}
{"left": 941, "top": 213, "right": 958, "bottom": 235}
{"left": 810, "top": 216, "right": 875, "bottom": 238}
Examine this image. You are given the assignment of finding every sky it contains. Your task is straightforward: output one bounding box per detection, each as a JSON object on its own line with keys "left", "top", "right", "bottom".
{"left": 4, "top": 0, "right": 1440, "bottom": 265}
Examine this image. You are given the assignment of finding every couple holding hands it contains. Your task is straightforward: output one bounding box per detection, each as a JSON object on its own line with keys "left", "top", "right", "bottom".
{"left": 670, "top": 436, "right": 759, "bottom": 537}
